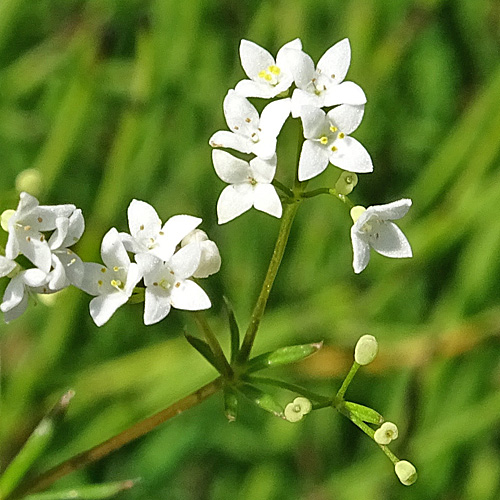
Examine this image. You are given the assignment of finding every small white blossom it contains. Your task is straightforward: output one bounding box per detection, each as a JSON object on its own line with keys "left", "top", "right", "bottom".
{"left": 212, "top": 150, "right": 282, "bottom": 224}
{"left": 395, "top": 460, "right": 417, "bottom": 486}
{"left": 374, "top": 422, "right": 398, "bottom": 445}
{"left": 354, "top": 334, "right": 378, "bottom": 365}
{"left": 79, "top": 228, "right": 142, "bottom": 326}
{"left": 209, "top": 90, "right": 290, "bottom": 160}
{"left": 180, "top": 229, "right": 221, "bottom": 278}
{"left": 286, "top": 38, "right": 366, "bottom": 117}
{"left": 284, "top": 397, "right": 312, "bottom": 423}
{"left": 234, "top": 38, "right": 301, "bottom": 98}
{"left": 4, "top": 192, "right": 75, "bottom": 273}
{"left": 119, "top": 199, "right": 201, "bottom": 262}
{"left": 298, "top": 105, "right": 372, "bottom": 181}
{"left": 350, "top": 199, "right": 412, "bottom": 274}
{"left": 135, "top": 245, "right": 211, "bottom": 325}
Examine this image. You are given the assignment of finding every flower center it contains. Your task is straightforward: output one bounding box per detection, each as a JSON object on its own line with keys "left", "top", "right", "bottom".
{"left": 248, "top": 176, "right": 258, "bottom": 186}
{"left": 257, "top": 65, "right": 281, "bottom": 86}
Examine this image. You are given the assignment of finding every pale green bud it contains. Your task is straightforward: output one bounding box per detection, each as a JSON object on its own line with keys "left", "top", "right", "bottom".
{"left": 284, "top": 397, "right": 312, "bottom": 423}
{"left": 354, "top": 335, "right": 378, "bottom": 365}
{"left": 374, "top": 421, "right": 398, "bottom": 445}
{"left": 15, "top": 168, "right": 43, "bottom": 196}
{"left": 335, "top": 171, "right": 358, "bottom": 195}
{"left": 350, "top": 205, "right": 366, "bottom": 223}
{"left": 395, "top": 460, "right": 417, "bottom": 486}
{"left": 1, "top": 209, "right": 15, "bottom": 232}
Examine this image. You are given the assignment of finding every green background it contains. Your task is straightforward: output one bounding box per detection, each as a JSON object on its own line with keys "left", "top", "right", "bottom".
{"left": 1, "top": 0, "right": 500, "bottom": 498}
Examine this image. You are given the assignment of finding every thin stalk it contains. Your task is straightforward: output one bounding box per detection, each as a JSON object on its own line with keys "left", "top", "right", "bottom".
{"left": 335, "top": 362, "right": 360, "bottom": 401}
{"left": 236, "top": 200, "right": 301, "bottom": 364}
{"left": 272, "top": 179, "right": 294, "bottom": 199}
{"left": 192, "top": 312, "right": 232, "bottom": 378}
{"left": 8, "top": 378, "right": 222, "bottom": 499}
{"left": 301, "top": 188, "right": 332, "bottom": 198}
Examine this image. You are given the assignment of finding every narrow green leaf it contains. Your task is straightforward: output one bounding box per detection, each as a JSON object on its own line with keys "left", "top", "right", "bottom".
{"left": 0, "top": 391, "right": 74, "bottom": 499}
{"left": 343, "top": 402, "right": 384, "bottom": 425}
{"left": 247, "top": 342, "right": 323, "bottom": 373}
{"left": 185, "top": 334, "right": 226, "bottom": 374}
{"left": 223, "top": 296, "right": 240, "bottom": 363}
{"left": 223, "top": 387, "right": 238, "bottom": 423}
{"left": 237, "top": 384, "right": 284, "bottom": 418}
{"left": 23, "top": 479, "right": 138, "bottom": 500}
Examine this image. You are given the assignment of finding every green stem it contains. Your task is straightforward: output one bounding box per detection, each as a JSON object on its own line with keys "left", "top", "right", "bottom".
{"left": 7, "top": 379, "right": 222, "bottom": 500}
{"left": 192, "top": 312, "right": 232, "bottom": 378}
{"left": 236, "top": 199, "right": 301, "bottom": 364}
{"left": 272, "top": 179, "right": 294, "bottom": 199}
{"left": 301, "top": 188, "right": 332, "bottom": 198}
{"left": 335, "top": 362, "right": 360, "bottom": 401}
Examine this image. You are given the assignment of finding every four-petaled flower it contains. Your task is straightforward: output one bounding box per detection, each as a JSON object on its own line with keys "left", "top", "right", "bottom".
{"left": 213, "top": 150, "right": 282, "bottom": 224}
{"left": 350, "top": 199, "right": 413, "bottom": 274}
{"left": 234, "top": 39, "right": 301, "bottom": 98}
{"left": 209, "top": 90, "right": 290, "bottom": 160}
{"left": 287, "top": 38, "right": 366, "bottom": 117}
{"left": 298, "top": 104, "right": 372, "bottom": 181}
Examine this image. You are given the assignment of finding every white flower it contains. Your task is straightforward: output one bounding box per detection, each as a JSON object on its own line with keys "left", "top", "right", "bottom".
{"left": 298, "top": 105, "right": 372, "bottom": 181}
{"left": 78, "top": 228, "right": 142, "bottom": 326}
{"left": 284, "top": 397, "right": 312, "bottom": 423}
{"left": 395, "top": 460, "right": 417, "bottom": 486}
{"left": 119, "top": 199, "right": 201, "bottom": 262}
{"left": 374, "top": 422, "right": 398, "bottom": 445}
{"left": 287, "top": 38, "right": 366, "bottom": 117}
{"left": 0, "top": 255, "right": 17, "bottom": 279}
{"left": 212, "top": 150, "right": 282, "bottom": 224}
{"left": 180, "top": 229, "right": 221, "bottom": 278}
{"left": 5, "top": 192, "right": 75, "bottom": 273}
{"left": 350, "top": 199, "right": 412, "bottom": 274}
{"left": 1, "top": 267, "right": 49, "bottom": 323}
{"left": 135, "top": 245, "right": 211, "bottom": 325}
{"left": 47, "top": 208, "right": 85, "bottom": 290}
{"left": 354, "top": 334, "right": 378, "bottom": 365}
{"left": 209, "top": 90, "right": 290, "bottom": 160}
{"left": 234, "top": 38, "right": 302, "bottom": 98}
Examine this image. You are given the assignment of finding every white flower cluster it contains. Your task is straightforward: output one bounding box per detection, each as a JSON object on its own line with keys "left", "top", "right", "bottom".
{"left": 209, "top": 38, "right": 412, "bottom": 273}
{"left": 1, "top": 196, "right": 220, "bottom": 326}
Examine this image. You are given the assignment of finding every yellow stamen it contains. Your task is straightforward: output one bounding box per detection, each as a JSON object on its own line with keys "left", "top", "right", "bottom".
{"left": 319, "top": 136, "right": 329, "bottom": 145}
{"left": 269, "top": 65, "right": 280, "bottom": 75}
{"left": 330, "top": 126, "right": 338, "bottom": 133}
{"left": 338, "top": 132, "right": 345, "bottom": 139}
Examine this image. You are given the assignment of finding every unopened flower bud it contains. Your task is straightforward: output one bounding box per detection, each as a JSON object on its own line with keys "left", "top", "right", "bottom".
{"left": 1, "top": 209, "right": 15, "bottom": 232}
{"left": 181, "top": 229, "right": 209, "bottom": 246}
{"left": 374, "top": 421, "right": 398, "bottom": 445}
{"left": 350, "top": 205, "right": 366, "bottom": 223}
{"left": 354, "top": 335, "right": 378, "bottom": 365}
{"left": 335, "top": 171, "right": 358, "bottom": 195}
{"left": 15, "top": 168, "right": 43, "bottom": 197}
{"left": 395, "top": 460, "right": 417, "bottom": 486}
{"left": 181, "top": 229, "right": 221, "bottom": 278}
{"left": 284, "top": 397, "right": 312, "bottom": 423}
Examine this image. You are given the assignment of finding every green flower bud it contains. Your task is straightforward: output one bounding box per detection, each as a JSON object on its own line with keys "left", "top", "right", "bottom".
{"left": 1, "top": 209, "right": 15, "bottom": 232}
{"left": 15, "top": 168, "right": 43, "bottom": 197}
{"left": 284, "top": 397, "right": 312, "bottom": 423}
{"left": 395, "top": 460, "right": 417, "bottom": 486}
{"left": 374, "top": 421, "right": 398, "bottom": 445}
{"left": 354, "top": 335, "right": 378, "bottom": 365}
{"left": 344, "top": 402, "right": 383, "bottom": 425}
{"left": 238, "top": 384, "right": 284, "bottom": 418}
{"left": 335, "top": 171, "right": 358, "bottom": 195}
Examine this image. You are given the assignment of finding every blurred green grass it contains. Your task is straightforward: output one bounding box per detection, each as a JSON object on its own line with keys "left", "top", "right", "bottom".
{"left": 1, "top": 0, "right": 500, "bottom": 499}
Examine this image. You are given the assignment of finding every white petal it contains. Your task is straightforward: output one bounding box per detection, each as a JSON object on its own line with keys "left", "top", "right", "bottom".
{"left": 253, "top": 184, "right": 282, "bottom": 218}
{"left": 212, "top": 150, "right": 251, "bottom": 184}
{"left": 259, "top": 98, "right": 291, "bottom": 139}
{"left": 124, "top": 262, "right": 142, "bottom": 296}
{"left": 217, "top": 184, "right": 254, "bottom": 224}
{"left": 301, "top": 106, "right": 328, "bottom": 139}
{"left": 135, "top": 253, "right": 162, "bottom": 283}
{"left": 298, "top": 140, "right": 329, "bottom": 181}
{"left": 249, "top": 155, "right": 276, "bottom": 184}
{"left": 290, "top": 89, "right": 323, "bottom": 118}
{"left": 286, "top": 50, "right": 315, "bottom": 89}
{"left": 23, "top": 268, "right": 48, "bottom": 287}
{"left": 351, "top": 231, "right": 371, "bottom": 274}
{"left": 48, "top": 217, "right": 69, "bottom": 250}
{"left": 323, "top": 81, "right": 366, "bottom": 106}
{"left": 193, "top": 240, "right": 221, "bottom": 278}
{"left": 61, "top": 208, "right": 85, "bottom": 247}
{"left": 330, "top": 136, "right": 373, "bottom": 173}
{"left": 128, "top": 200, "right": 161, "bottom": 240}
{"left": 89, "top": 292, "right": 128, "bottom": 327}
{"left": 54, "top": 249, "right": 84, "bottom": 287}
{"left": 366, "top": 199, "right": 412, "bottom": 220}
{"left": 157, "top": 215, "right": 202, "bottom": 261}
{"left": 170, "top": 280, "right": 211, "bottom": 311}
{"left": 144, "top": 287, "right": 172, "bottom": 325}
{"left": 0, "top": 256, "right": 16, "bottom": 278}
{"left": 327, "top": 104, "right": 365, "bottom": 135}
{"left": 209, "top": 130, "right": 253, "bottom": 155}
{"left": 239, "top": 40, "right": 275, "bottom": 80}
{"left": 169, "top": 242, "right": 201, "bottom": 280}
{"left": 17, "top": 234, "right": 52, "bottom": 273}
{"left": 370, "top": 222, "right": 412, "bottom": 258}
{"left": 5, "top": 231, "right": 20, "bottom": 261}
{"left": 15, "top": 192, "right": 39, "bottom": 219}
{"left": 3, "top": 293, "right": 28, "bottom": 323}
{"left": 79, "top": 262, "right": 113, "bottom": 296}
{"left": 276, "top": 38, "right": 302, "bottom": 64}
{"left": 101, "top": 228, "right": 130, "bottom": 270}
{"left": 252, "top": 137, "right": 277, "bottom": 160}
{"left": 234, "top": 79, "right": 280, "bottom": 99}
{"left": 34, "top": 204, "right": 76, "bottom": 231}
{"left": 48, "top": 255, "right": 68, "bottom": 291}
{"left": 1, "top": 275, "right": 25, "bottom": 312}
{"left": 118, "top": 232, "right": 145, "bottom": 254}
{"left": 317, "top": 38, "right": 351, "bottom": 84}
{"left": 223, "top": 90, "right": 259, "bottom": 134}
